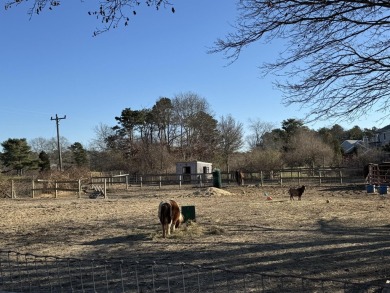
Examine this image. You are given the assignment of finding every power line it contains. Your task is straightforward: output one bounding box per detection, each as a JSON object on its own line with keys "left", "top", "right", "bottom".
{"left": 51, "top": 114, "right": 66, "bottom": 171}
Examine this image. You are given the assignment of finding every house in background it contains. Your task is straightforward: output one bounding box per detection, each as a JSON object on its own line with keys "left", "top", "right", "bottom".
{"left": 363, "top": 125, "right": 390, "bottom": 148}
{"left": 176, "top": 161, "right": 212, "bottom": 183}
{"left": 341, "top": 125, "right": 390, "bottom": 160}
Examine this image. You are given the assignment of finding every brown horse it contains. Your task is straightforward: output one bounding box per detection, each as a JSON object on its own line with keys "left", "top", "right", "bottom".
{"left": 235, "top": 170, "right": 244, "bottom": 186}
{"left": 158, "top": 200, "right": 184, "bottom": 238}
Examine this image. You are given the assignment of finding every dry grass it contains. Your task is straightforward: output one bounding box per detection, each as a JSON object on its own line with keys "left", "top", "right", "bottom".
{"left": 0, "top": 184, "right": 389, "bottom": 286}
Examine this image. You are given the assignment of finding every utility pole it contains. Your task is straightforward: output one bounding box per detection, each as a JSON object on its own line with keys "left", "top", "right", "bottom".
{"left": 51, "top": 114, "right": 66, "bottom": 171}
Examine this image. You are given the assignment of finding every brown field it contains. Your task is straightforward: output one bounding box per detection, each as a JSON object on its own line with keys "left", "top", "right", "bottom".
{"left": 1, "top": 184, "right": 390, "bottom": 288}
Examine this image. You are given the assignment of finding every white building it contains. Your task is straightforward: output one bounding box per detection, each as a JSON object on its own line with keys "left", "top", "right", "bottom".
{"left": 175, "top": 161, "right": 212, "bottom": 183}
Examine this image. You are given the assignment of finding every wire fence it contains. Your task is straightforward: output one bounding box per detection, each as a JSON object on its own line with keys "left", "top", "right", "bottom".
{"left": 0, "top": 250, "right": 386, "bottom": 293}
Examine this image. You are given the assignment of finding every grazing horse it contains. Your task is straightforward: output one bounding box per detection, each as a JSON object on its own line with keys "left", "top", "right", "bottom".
{"left": 289, "top": 185, "right": 306, "bottom": 200}
{"left": 158, "top": 200, "right": 184, "bottom": 238}
{"left": 235, "top": 170, "right": 244, "bottom": 186}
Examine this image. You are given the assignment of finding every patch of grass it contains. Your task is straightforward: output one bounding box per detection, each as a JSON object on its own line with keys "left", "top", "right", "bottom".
{"left": 172, "top": 220, "right": 204, "bottom": 239}
{"left": 153, "top": 220, "right": 206, "bottom": 240}
{"left": 206, "top": 225, "right": 226, "bottom": 235}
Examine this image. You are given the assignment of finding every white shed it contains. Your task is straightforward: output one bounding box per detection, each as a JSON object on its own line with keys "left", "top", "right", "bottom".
{"left": 176, "top": 161, "right": 213, "bottom": 183}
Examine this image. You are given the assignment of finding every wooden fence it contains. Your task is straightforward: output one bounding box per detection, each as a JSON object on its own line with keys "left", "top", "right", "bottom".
{"left": 1, "top": 179, "right": 83, "bottom": 199}
{"left": 90, "top": 167, "right": 365, "bottom": 188}
{"left": 0, "top": 167, "right": 366, "bottom": 199}
{"left": 90, "top": 173, "right": 213, "bottom": 189}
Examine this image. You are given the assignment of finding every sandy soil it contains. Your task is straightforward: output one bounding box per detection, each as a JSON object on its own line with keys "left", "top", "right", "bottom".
{"left": 0, "top": 184, "right": 389, "bottom": 286}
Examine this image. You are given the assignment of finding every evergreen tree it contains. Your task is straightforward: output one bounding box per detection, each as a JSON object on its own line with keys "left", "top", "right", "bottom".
{"left": 38, "top": 151, "right": 51, "bottom": 172}
{"left": 69, "top": 142, "right": 89, "bottom": 167}
{"left": 0, "top": 138, "right": 36, "bottom": 175}
{"left": 347, "top": 126, "right": 364, "bottom": 140}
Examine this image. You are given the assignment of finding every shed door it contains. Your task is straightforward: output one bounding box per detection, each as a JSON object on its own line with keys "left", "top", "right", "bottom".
{"left": 182, "top": 166, "right": 191, "bottom": 183}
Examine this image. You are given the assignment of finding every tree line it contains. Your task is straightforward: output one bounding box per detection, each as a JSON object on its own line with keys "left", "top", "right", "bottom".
{"left": 0, "top": 92, "right": 387, "bottom": 177}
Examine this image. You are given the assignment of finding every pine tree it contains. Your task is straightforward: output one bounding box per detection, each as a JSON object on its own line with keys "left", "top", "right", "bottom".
{"left": 69, "top": 142, "right": 89, "bottom": 167}
{"left": 0, "top": 138, "right": 35, "bottom": 175}
{"left": 38, "top": 151, "right": 51, "bottom": 172}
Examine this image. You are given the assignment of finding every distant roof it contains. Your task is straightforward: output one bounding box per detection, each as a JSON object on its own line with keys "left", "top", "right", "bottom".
{"left": 378, "top": 125, "right": 390, "bottom": 132}
{"left": 176, "top": 161, "right": 212, "bottom": 165}
{"left": 341, "top": 140, "right": 364, "bottom": 153}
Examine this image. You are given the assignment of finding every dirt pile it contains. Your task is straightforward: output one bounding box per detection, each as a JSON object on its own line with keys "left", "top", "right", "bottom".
{"left": 191, "top": 187, "right": 232, "bottom": 196}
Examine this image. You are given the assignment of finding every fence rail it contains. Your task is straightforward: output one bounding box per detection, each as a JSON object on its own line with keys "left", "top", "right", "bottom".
{"left": 2, "top": 179, "right": 83, "bottom": 199}
{"left": 90, "top": 167, "right": 365, "bottom": 187}
{"left": 0, "top": 250, "right": 386, "bottom": 293}
{"left": 0, "top": 167, "right": 366, "bottom": 199}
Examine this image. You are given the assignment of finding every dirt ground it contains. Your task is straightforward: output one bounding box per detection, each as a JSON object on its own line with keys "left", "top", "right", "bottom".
{"left": 1, "top": 184, "right": 390, "bottom": 287}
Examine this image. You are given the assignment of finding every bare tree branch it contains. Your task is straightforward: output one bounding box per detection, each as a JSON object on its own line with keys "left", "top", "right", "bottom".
{"left": 4, "top": 0, "right": 174, "bottom": 36}
{"left": 211, "top": 0, "right": 390, "bottom": 123}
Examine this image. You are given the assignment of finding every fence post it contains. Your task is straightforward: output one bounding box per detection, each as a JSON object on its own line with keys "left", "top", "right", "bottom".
{"left": 32, "top": 180, "right": 35, "bottom": 198}
{"left": 140, "top": 176, "right": 143, "bottom": 188}
{"left": 126, "top": 175, "right": 129, "bottom": 190}
{"left": 78, "top": 179, "right": 81, "bottom": 198}
{"left": 340, "top": 170, "right": 343, "bottom": 184}
{"left": 159, "top": 176, "right": 162, "bottom": 189}
{"left": 260, "top": 171, "right": 264, "bottom": 186}
{"left": 197, "top": 175, "right": 203, "bottom": 187}
{"left": 280, "top": 172, "right": 283, "bottom": 186}
{"left": 11, "top": 180, "right": 16, "bottom": 199}
{"left": 55, "top": 181, "right": 58, "bottom": 198}
{"left": 319, "top": 171, "right": 322, "bottom": 186}
{"left": 179, "top": 175, "right": 182, "bottom": 189}
{"left": 104, "top": 179, "right": 107, "bottom": 199}
{"left": 298, "top": 171, "right": 301, "bottom": 185}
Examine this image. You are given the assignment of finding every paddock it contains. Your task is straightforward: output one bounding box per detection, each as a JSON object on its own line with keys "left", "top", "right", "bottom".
{"left": 0, "top": 185, "right": 389, "bottom": 292}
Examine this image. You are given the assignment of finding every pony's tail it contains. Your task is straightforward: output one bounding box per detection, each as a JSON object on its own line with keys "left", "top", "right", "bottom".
{"left": 158, "top": 202, "right": 172, "bottom": 224}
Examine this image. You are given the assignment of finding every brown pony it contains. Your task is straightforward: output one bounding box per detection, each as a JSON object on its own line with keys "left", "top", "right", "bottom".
{"left": 158, "top": 200, "right": 184, "bottom": 238}
{"left": 289, "top": 185, "right": 306, "bottom": 200}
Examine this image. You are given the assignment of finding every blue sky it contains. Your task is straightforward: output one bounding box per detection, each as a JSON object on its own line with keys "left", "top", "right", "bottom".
{"left": 0, "top": 0, "right": 382, "bottom": 149}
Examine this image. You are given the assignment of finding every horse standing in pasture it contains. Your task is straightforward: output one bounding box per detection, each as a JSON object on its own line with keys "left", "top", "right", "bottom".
{"left": 289, "top": 185, "right": 306, "bottom": 200}
{"left": 235, "top": 170, "right": 244, "bottom": 186}
{"left": 158, "top": 200, "right": 184, "bottom": 238}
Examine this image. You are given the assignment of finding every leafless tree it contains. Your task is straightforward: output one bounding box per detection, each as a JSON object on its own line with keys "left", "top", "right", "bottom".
{"left": 90, "top": 123, "right": 116, "bottom": 151}
{"left": 217, "top": 114, "right": 244, "bottom": 173}
{"left": 211, "top": 1, "right": 390, "bottom": 123}
{"left": 29, "top": 137, "right": 51, "bottom": 154}
{"left": 5, "top": 0, "right": 174, "bottom": 35}
{"left": 344, "top": 147, "right": 387, "bottom": 168}
{"left": 29, "top": 136, "right": 69, "bottom": 155}
{"left": 246, "top": 118, "right": 275, "bottom": 150}
{"left": 171, "top": 92, "right": 215, "bottom": 160}
{"left": 283, "top": 130, "right": 334, "bottom": 168}
{"left": 28, "top": 136, "right": 71, "bottom": 169}
{"left": 243, "top": 148, "right": 283, "bottom": 173}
